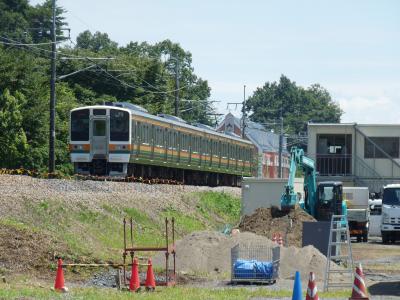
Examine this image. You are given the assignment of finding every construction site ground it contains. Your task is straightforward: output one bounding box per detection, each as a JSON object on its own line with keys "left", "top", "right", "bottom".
{"left": 0, "top": 174, "right": 399, "bottom": 299}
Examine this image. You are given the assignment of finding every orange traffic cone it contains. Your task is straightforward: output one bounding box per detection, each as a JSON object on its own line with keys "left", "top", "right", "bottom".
{"left": 54, "top": 258, "right": 67, "bottom": 292}
{"left": 129, "top": 258, "right": 140, "bottom": 292}
{"left": 272, "top": 233, "right": 277, "bottom": 244}
{"left": 145, "top": 258, "right": 156, "bottom": 290}
{"left": 349, "top": 263, "right": 369, "bottom": 300}
{"left": 306, "top": 272, "right": 319, "bottom": 300}
{"left": 277, "top": 234, "right": 284, "bottom": 246}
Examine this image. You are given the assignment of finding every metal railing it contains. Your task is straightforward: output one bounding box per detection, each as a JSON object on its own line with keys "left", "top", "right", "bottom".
{"left": 316, "top": 154, "right": 352, "bottom": 176}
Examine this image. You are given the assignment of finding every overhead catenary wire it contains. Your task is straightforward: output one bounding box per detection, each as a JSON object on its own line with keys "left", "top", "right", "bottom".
{"left": 0, "top": 40, "right": 63, "bottom": 46}
{"left": 0, "top": 34, "right": 192, "bottom": 96}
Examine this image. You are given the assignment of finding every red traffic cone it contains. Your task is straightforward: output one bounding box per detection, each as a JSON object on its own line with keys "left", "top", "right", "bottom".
{"left": 129, "top": 258, "right": 140, "bottom": 292}
{"left": 306, "top": 272, "right": 319, "bottom": 300}
{"left": 54, "top": 258, "right": 67, "bottom": 292}
{"left": 349, "top": 263, "right": 369, "bottom": 300}
{"left": 145, "top": 258, "right": 156, "bottom": 290}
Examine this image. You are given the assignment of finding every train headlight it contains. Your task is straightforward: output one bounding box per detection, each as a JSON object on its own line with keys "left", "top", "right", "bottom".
{"left": 115, "top": 145, "right": 128, "bottom": 150}
{"left": 73, "top": 145, "right": 84, "bottom": 150}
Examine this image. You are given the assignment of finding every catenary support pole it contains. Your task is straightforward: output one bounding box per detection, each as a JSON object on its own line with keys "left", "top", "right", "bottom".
{"left": 174, "top": 59, "right": 179, "bottom": 117}
{"left": 278, "top": 107, "right": 283, "bottom": 178}
{"left": 49, "top": 0, "right": 57, "bottom": 174}
{"left": 242, "top": 85, "right": 246, "bottom": 139}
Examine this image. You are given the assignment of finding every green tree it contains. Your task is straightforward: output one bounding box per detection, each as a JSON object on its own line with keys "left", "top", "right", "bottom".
{"left": 246, "top": 75, "right": 342, "bottom": 135}
{"left": 0, "top": 0, "right": 66, "bottom": 43}
{"left": 0, "top": 89, "right": 28, "bottom": 168}
{"left": 76, "top": 30, "right": 118, "bottom": 53}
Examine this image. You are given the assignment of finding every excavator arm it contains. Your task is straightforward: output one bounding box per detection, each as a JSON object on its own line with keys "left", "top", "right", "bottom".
{"left": 280, "top": 147, "right": 317, "bottom": 215}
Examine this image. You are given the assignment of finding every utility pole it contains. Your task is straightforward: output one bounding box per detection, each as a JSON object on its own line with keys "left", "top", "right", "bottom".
{"left": 242, "top": 85, "right": 246, "bottom": 139}
{"left": 49, "top": 0, "right": 56, "bottom": 174}
{"left": 174, "top": 59, "right": 179, "bottom": 117}
{"left": 278, "top": 106, "right": 283, "bottom": 178}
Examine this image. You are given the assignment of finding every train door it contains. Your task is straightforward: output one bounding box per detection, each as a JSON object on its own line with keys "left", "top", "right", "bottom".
{"left": 167, "top": 129, "right": 174, "bottom": 162}
{"left": 91, "top": 116, "right": 108, "bottom": 159}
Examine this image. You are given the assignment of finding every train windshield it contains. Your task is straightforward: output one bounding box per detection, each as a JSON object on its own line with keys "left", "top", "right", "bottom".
{"left": 71, "top": 109, "right": 89, "bottom": 141}
{"left": 110, "top": 109, "right": 129, "bottom": 141}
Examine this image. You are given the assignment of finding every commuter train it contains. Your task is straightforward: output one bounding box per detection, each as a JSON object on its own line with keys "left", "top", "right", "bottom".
{"left": 69, "top": 102, "right": 256, "bottom": 186}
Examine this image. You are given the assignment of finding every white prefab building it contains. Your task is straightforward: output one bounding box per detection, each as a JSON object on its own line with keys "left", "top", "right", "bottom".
{"left": 307, "top": 123, "right": 400, "bottom": 193}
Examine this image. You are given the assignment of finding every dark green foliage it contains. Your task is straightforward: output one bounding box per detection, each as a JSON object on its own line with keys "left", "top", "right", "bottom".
{"left": 0, "top": 1, "right": 213, "bottom": 171}
{"left": 0, "top": 89, "right": 28, "bottom": 168}
{"left": 246, "top": 75, "right": 342, "bottom": 135}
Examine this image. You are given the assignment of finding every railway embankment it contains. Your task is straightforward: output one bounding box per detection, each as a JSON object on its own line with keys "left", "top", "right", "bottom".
{"left": 0, "top": 174, "right": 241, "bottom": 277}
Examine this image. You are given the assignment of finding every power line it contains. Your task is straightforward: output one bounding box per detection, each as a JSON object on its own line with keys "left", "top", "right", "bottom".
{"left": 0, "top": 40, "right": 63, "bottom": 46}
{"left": 67, "top": 37, "right": 187, "bottom": 95}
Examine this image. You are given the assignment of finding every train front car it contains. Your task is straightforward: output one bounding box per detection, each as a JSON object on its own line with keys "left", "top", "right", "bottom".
{"left": 69, "top": 106, "right": 131, "bottom": 176}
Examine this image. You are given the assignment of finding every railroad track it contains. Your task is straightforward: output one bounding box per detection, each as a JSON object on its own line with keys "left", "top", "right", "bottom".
{"left": 0, "top": 168, "right": 184, "bottom": 185}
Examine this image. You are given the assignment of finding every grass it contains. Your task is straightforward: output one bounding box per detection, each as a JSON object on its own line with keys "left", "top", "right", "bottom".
{"left": 11, "top": 191, "right": 241, "bottom": 265}
{"left": 162, "top": 206, "right": 206, "bottom": 235}
{"left": 0, "top": 218, "right": 39, "bottom": 232}
{"left": 0, "top": 283, "right": 352, "bottom": 300}
{"left": 0, "top": 189, "right": 242, "bottom": 285}
{"left": 196, "top": 191, "right": 241, "bottom": 226}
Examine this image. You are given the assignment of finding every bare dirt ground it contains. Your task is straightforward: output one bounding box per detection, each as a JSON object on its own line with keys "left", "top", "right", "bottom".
{"left": 351, "top": 237, "right": 400, "bottom": 298}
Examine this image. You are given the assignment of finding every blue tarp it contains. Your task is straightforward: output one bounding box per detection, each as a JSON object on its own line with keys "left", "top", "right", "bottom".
{"left": 233, "top": 259, "right": 274, "bottom": 279}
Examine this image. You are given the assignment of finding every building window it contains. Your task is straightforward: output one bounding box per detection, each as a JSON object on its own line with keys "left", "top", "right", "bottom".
{"left": 364, "top": 137, "right": 399, "bottom": 159}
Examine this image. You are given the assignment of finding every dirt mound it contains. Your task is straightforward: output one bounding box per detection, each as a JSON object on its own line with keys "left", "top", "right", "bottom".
{"left": 154, "top": 230, "right": 341, "bottom": 281}
{"left": 238, "top": 207, "right": 316, "bottom": 247}
{"left": 0, "top": 222, "right": 69, "bottom": 274}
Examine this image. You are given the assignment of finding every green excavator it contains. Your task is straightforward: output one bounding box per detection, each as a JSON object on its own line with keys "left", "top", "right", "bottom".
{"left": 280, "top": 147, "right": 347, "bottom": 221}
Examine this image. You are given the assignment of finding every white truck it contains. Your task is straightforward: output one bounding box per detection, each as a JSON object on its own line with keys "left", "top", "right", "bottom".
{"left": 381, "top": 184, "right": 400, "bottom": 243}
{"left": 343, "top": 187, "right": 370, "bottom": 242}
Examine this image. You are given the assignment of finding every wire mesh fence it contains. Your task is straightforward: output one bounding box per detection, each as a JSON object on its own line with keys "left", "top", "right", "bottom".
{"left": 231, "top": 244, "right": 280, "bottom": 284}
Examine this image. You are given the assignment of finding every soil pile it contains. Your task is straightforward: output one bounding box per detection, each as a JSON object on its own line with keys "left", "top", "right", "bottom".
{"left": 153, "top": 230, "right": 341, "bottom": 281}
{"left": 0, "top": 222, "right": 69, "bottom": 274}
{"left": 238, "top": 207, "right": 316, "bottom": 247}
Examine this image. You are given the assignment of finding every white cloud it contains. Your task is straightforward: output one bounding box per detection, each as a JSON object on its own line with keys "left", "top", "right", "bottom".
{"left": 336, "top": 95, "right": 399, "bottom": 124}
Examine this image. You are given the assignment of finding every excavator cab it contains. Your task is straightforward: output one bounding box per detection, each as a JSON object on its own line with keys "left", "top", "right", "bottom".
{"left": 315, "top": 181, "right": 343, "bottom": 221}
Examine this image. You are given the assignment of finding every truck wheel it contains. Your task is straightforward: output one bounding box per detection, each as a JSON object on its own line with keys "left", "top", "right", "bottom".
{"left": 382, "top": 233, "right": 389, "bottom": 244}
{"left": 362, "top": 232, "right": 368, "bottom": 243}
{"left": 357, "top": 236, "right": 362, "bottom": 243}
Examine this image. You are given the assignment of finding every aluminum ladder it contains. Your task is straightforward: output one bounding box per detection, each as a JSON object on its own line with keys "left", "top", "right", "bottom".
{"left": 323, "top": 214, "right": 354, "bottom": 291}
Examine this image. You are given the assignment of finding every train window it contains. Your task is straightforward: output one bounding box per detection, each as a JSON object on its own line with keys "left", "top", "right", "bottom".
{"left": 168, "top": 130, "right": 172, "bottom": 148}
{"left": 192, "top": 136, "right": 197, "bottom": 152}
{"left": 145, "top": 124, "right": 150, "bottom": 143}
{"left": 131, "top": 121, "right": 135, "bottom": 142}
{"left": 141, "top": 124, "right": 147, "bottom": 143}
{"left": 110, "top": 109, "right": 129, "bottom": 141}
{"left": 155, "top": 127, "right": 160, "bottom": 146}
{"left": 160, "top": 127, "right": 164, "bottom": 147}
{"left": 93, "top": 120, "right": 106, "bottom": 136}
{"left": 71, "top": 109, "right": 89, "bottom": 141}
{"left": 93, "top": 109, "right": 106, "bottom": 115}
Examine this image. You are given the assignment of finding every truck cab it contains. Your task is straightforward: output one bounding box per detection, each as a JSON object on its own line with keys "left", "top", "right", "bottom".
{"left": 381, "top": 184, "right": 400, "bottom": 243}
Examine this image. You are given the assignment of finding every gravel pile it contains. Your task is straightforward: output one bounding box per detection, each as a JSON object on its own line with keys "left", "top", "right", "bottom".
{"left": 0, "top": 174, "right": 240, "bottom": 221}
{"left": 154, "top": 231, "right": 343, "bottom": 281}
{"left": 239, "top": 207, "right": 316, "bottom": 247}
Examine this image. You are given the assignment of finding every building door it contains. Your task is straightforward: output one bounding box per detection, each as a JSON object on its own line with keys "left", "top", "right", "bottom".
{"left": 316, "top": 134, "right": 352, "bottom": 175}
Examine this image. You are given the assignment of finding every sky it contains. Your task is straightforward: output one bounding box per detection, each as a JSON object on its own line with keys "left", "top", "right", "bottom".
{"left": 31, "top": 0, "right": 400, "bottom": 124}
